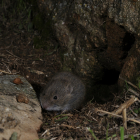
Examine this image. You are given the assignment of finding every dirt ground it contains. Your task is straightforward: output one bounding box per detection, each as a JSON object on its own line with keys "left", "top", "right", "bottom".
{"left": 0, "top": 1, "right": 140, "bottom": 140}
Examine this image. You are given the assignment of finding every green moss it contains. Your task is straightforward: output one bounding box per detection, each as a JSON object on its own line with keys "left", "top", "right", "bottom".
{"left": 62, "top": 65, "right": 72, "bottom": 72}
{"left": 1, "top": 0, "right": 32, "bottom": 29}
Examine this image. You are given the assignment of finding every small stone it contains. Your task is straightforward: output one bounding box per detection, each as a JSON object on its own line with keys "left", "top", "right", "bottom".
{"left": 16, "top": 94, "right": 29, "bottom": 104}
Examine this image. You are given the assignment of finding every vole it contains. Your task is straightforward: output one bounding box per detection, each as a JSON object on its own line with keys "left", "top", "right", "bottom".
{"left": 40, "top": 72, "right": 86, "bottom": 112}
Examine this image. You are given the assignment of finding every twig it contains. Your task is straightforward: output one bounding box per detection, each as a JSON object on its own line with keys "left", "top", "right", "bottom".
{"left": 41, "top": 129, "right": 49, "bottom": 136}
{"left": 60, "top": 124, "right": 76, "bottom": 129}
{"left": 119, "top": 76, "right": 140, "bottom": 92}
{"left": 2, "top": 62, "right": 11, "bottom": 73}
{"left": 128, "top": 88, "right": 140, "bottom": 97}
{"left": 129, "top": 108, "right": 138, "bottom": 117}
{"left": 122, "top": 108, "right": 127, "bottom": 129}
{"left": 96, "top": 109, "right": 140, "bottom": 124}
{"left": 112, "top": 96, "right": 138, "bottom": 115}
{"left": 0, "top": 69, "right": 12, "bottom": 74}
{"left": 6, "top": 50, "right": 24, "bottom": 60}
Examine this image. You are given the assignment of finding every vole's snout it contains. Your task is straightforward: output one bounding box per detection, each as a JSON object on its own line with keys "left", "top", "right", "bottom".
{"left": 40, "top": 100, "right": 48, "bottom": 110}
{"left": 43, "top": 105, "right": 49, "bottom": 110}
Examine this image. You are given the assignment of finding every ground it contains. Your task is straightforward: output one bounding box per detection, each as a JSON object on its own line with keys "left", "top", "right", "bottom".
{"left": 0, "top": 1, "right": 140, "bottom": 140}
{"left": 0, "top": 23, "right": 140, "bottom": 140}
{"left": 0, "top": 28, "right": 61, "bottom": 87}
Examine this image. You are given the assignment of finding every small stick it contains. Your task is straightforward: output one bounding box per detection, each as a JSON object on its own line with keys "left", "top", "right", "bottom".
{"left": 112, "top": 96, "right": 138, "bottom": 115}
{"left": 6, "top": 50, "right": 24, "bottom": 60}
{"left": 2, "top": 62, "right": 11, "bottom": 73}
{"left": 122, "top": 108, "right": 127, "bottom": 129}
{"left": 60, "top": 124, "right": 76, "bottom": 129}
{"left": 95, "top": 108, "right": 140, "bottom": 124}
{"left": 41, "top": 129, "right": 49, "bottom": 136}
{"left": 119, "top": 76, "right": 140, "bottom": 92}
{"left": 0, "top": 69, "right": 12, "bottom": 74}
{"left": 128, "top": 88, "right": 140, "bottom": 97}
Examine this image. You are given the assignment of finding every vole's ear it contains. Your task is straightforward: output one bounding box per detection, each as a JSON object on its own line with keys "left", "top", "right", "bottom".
{"left": 66, "top": 84, "right": 73, "bottom": 94}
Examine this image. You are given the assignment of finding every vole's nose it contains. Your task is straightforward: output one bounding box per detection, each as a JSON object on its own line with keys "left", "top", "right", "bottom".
{"left": 40, "top": 101, "right": 48, "bottom": 110}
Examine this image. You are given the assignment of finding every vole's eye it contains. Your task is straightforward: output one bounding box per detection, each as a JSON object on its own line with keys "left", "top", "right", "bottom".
{"left": 53, "top": 96, "right": 57, "bottom": 100}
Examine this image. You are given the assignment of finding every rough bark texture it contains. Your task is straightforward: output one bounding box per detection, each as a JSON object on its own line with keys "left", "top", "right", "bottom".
{"left": 118, "top": 40, "right": 140, "bottom": 89}
{"left": 36, "top": 0, "right": 140, "bottom": 98}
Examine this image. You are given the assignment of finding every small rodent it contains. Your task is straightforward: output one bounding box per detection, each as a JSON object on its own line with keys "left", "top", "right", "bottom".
{"left": 40, "top": 72, "right": 86, "bottom": 111}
